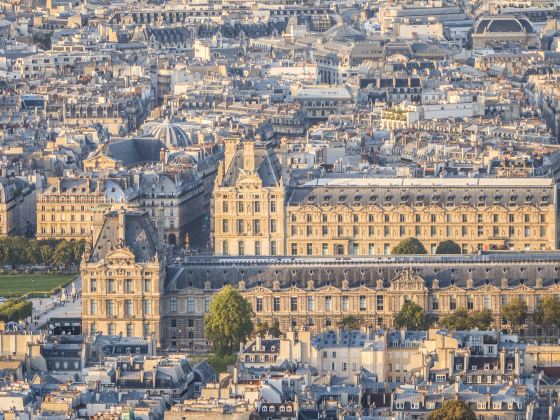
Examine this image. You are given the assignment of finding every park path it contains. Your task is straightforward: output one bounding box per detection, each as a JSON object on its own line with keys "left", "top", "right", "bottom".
{"left": 28, "top": 276, "right": 82, "bottom": 332}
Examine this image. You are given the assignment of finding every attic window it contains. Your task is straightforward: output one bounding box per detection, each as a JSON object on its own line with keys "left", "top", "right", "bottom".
{"left": 339, "top": 196, "right": 346, "bottom": 201}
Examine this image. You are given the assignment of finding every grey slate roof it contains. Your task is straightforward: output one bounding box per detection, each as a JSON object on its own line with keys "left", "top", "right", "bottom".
{"left": 90, "top": 211, "right": 159, "bottom": 263}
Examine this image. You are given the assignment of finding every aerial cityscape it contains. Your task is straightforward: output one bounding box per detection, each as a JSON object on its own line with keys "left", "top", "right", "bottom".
{"left": 3, "top": 0, "right": 560, "bottom": 418}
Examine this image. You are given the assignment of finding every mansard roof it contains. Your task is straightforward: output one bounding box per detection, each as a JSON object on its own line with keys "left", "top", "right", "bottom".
{"left": 222, "top": 141, "right": 282, "bottom": 188}
{"left": 90, "top": 211, "right": 159, "bottom": 263}
{"left": 287, "top": 177, "right": 554, "bottom": 208}
{"left": 163, "top": 252, "right": 560, "bottom": 292}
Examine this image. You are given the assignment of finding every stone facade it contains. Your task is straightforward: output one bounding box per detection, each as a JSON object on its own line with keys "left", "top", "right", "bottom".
{"left": 158, "top": 253, "right": 560, "bottom": 349}
{"left": 212, "top": 137, "right": 285, "bottom": 256}
{"left": 81, "top": 211, "right": 163, "bottom": 344}
{"left": 37, "top": 177, "right": 132, "bottom": 242}
{"left": 0, "top": 177, "right": 36, "bottom": 237}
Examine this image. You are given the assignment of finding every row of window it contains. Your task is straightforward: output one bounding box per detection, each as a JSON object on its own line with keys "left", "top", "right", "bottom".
{"left": 222, "top": 219, "right": 278, "bottom": 234}
{"left": 89, "top": 279, "right": 152, "bottom": 293}
{"left": 168, "top": 296, "right": 211, "bottom": 313}
{"left": 221, "top": 200, "right": 277, "bottom": 214}
{"left": 290, "top": 224, "right": 547, "bottom": 238}
{"left": 290, "top": 211, "right": 547, "bottom": 223}
{"left": 90, "top": 299, "right": 153, "bottom": 316}
{"left": 255, "top": 295, "right": 384, "bottom": 312}
{"left": 89, "top": 322, "right": 152, "bottom": 337}
{"left": 222, "top": 240, "right": 278, "bottom": 256}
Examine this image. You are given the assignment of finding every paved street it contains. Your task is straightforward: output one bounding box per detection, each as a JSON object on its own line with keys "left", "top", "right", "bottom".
{"left": 28, "top": 276, "right": 82, "bottom": 332}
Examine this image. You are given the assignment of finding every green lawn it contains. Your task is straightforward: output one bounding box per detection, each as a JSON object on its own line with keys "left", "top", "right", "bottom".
{"left": 0, "top": 274, "right": 77, "bottom": 297}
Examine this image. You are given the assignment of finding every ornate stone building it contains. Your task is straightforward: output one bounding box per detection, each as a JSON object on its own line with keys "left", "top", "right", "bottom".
{"left": 213, "top": 144, "right": 558, "bottom": 256}
{"left": 37, "top": 177, "right": 134, "bottom": 242}
{"left": 159, "top": 253, "right": 560, "bottom": 349}
{"left": 285, "top": 177, "right": 557, "bottom": 255}
{"left": 0, "top": 176, "right": 36, "bottom": 236}
{"left": 81, "top": 210, "right": 164, "bottom": 344}
{"left": 212, "top": 137, "right": 285, "bottom": 256}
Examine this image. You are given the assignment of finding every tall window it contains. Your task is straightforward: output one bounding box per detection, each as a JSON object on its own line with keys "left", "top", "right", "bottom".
{"left": 307, "top": 296, "right": 315, "bottom": 311}
{"left": 255, "top": 241, "right": 261, "bottom": 256}
{"left": 90, "top": 323, "right": 96, "bottom": 335}
{"left": 222, "top": 240, "right": 229, "bottom": 255}
{"left": 124, "top": 279, "right": 133, "bottom": 293}
{"left": 270, "top": 241, "right": 277, "bottom": 256}
{"left": 238, "top": 240, "right": 245, "bottom": 256}
{"left": 187, "top": 297, "right": 194, "bottom": 312}
{"left": 273, "top": 297, "right": 280, "bottom": 311}
{"left": 143, "top": 279, "right": 151, "bottom": 293}
{"left": 290, "top": 297, "right": 298, "bottom": 311}
{"left": 170, "top": 296, "right": 177, "bottom": 312}
{"left": 376, "top": 296, "right": 384, "bottom": 311}
{"left": 90, "top": 279, "right": 97, "bottom": 292}
{"left": 108, "top": 323, "right": 114, "bottom": 336}
{"left": 222, "top": 220, "right": 229, "bottom": 233}
{"left": 106, "top": 300, "right": 114, "bottom": 317}
{"left": 270, "top": 201, "right": 276, "bottom": 213}
{"left": 124, "top": 299, "right": 133, "bottom": 317}
{"left": 359, "top": 296, "right": 366, "bottom": 311}
{"left": 204, "top": 297, "right": 211, "bottom": 313}
{"left": 126, "top": 323, "right": 133, "bottom": 337}
{"left": 107, "top": 279, "right": 115, "bottom": 293}
{"left": 342, "top": 296, "right": 349, "bottom": 311}
{"left": 325, "top": 296, "right": 332, "bottom": 311}
{"left": 90, "top": 300, "right": 97, "bottom": 315}
{"left": 143, "top": 299, "right": 152, "bottom": 315}
{"left": 256, "top": 297, "right": 263, "bottom": 312}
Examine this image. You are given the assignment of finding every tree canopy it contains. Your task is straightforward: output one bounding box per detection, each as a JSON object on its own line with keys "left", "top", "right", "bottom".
{"left": 435, "top": 240, "right": 461, "bottom": 254}
{"left": 533, "top": 296, "right": 560, "bottom": 337}
{"left": 254, "top": 320, "right": 281, "bottom": 338}
{"left": 204, "top": 285, "right": 254, "bottom": 356}
{"left": 394, "top": 301, "right": 429, "bottom": 330}
{"left": 338, "top": 315, "right": 362, "bottom": 330}
{"left": 428, "top": 400, "right": 476, "bottom": 420}
{"left": 439, "top": 308, "right": 493, "bottom": 331}
{"left": 501, "top": 298, "right": 528, "bottom": 333}
{"left": 0, "top": 237, "right": 84, "bottom": 269}
{"left": 392, "top": 238, "right": 427, "bottom": 255}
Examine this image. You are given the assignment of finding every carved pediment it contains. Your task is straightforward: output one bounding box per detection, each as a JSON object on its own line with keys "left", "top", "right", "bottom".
{"left": 389, "top": 269, "right": 426, "bottom": 292}
{"left": 317, "top": 285, "right": 340, "bottom": 294}
{"left": 477, "top": 284, "right": 499, "bottom": 293}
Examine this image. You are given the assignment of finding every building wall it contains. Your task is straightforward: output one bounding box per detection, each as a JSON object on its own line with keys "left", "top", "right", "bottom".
{"left": 0, "top": 187, "right": 36, "bottom": 236}
{"left": 285, "top": 200, "right": 556, "bottom": 256}
{"left": 81, "top": 249, "right": 163, "bottom": 344}
{"left": 157, "top": 267, "right": 560, "bottom": 348}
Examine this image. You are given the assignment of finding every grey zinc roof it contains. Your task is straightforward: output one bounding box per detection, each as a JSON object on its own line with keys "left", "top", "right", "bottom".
{"left": 222, "top": 141, "right": 282, "bottom": 187}
{"left": 90, "top": 211, "right": 158, "bottom": 263}
{"left": 287, "top": 177, "right": 554, "bottom": 207}
{"left": 105, "top": 137, "right": 164, "bottom": 167}
{"left": 164, "top": 252, "right": 560, "bottom": 292}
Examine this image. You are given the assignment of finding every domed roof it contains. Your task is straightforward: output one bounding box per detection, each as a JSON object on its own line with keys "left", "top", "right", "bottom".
{"left": 474, "top": 15, "right": 534, "bottom": 34}
{"left": 142, "top": 118, "right": 190, "bottom": 148}
{"left": 324, "top": 21, "right": 365, "bottom": 42}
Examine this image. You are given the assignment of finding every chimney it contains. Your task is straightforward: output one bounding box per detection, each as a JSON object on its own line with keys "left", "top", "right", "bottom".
{"left": 243, "top": 140, "right": 255, "bottom": 173}
{"left": 256, "top": 334, "right": 262, "bottom": 352}
{"left": 223, "top": 137, "right": 238, "bottom": 173}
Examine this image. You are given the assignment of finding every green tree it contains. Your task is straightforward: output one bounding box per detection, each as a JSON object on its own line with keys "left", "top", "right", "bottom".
{"left": 392, "top": 238, "right": 427, "bottom": 255}
{"left": 534, "top": 296, "right": 560, "bottom": 337}
{"left": 439, "top": 309, "right": 493, "bottom": 331}
{"left": 439, "top": 308, "right": 471, "bottom": 330}
{"left": 52, "top": 241, "right": 75, "bottom": 268}
{"left": 470, "top": 309, "right": 493, "bottom": 330}
{"left": 204, "top": 285, "right": 253, "bottom": 356}
{"left": 394, "top": 302, "right": 428, "bottom": 330}
{"left": 501, "top": 298, "right": 528, "bottom": 333}
{"left": 428, "top": 400, "right": 476, "bottom": 420}
{"left": 40, "top": 245, "right": 53, "bottom": 265}
{"left": 339, "top": 315, "right": 361, "bottom": 330}
{"left": 268, "top": 320, "right": 281, "bottom": 338}
{"left": 435, "top": 240, "right": 461, "bottom": 254}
